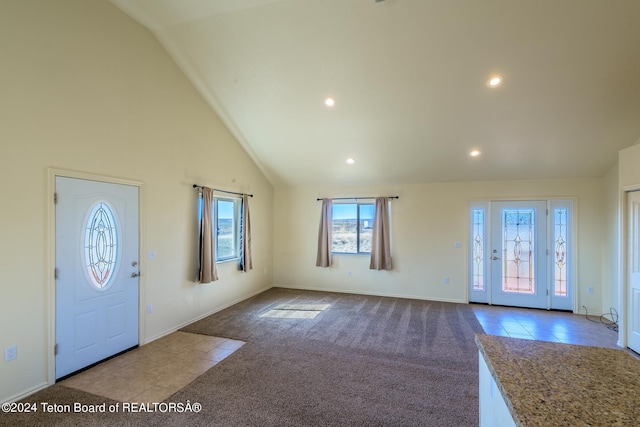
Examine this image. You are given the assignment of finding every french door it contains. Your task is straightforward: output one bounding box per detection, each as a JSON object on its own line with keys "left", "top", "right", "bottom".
{"left": 490, "top": 201, "right": 547, "bottom": 309}
{"left": 469, "top": 200, "right": 573, "bottom": 311}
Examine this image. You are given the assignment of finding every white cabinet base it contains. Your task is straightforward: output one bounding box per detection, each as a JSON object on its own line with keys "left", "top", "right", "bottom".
{"left": 479, "top": 351, "right": 516, "bottom": 427}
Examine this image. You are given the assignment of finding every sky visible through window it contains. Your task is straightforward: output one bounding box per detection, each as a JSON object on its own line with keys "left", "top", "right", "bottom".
{"left": 333, "top": 203, "right": 374, "bottom": 220}
{"left": 218, "top": 200, "right": 234, "bottom": 220}
{"left": 196, "top": 197, "right": 237, "bottom": 220}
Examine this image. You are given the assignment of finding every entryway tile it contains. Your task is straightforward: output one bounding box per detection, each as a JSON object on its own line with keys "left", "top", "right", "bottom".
{"left": 60, "top": 332, "right": 244, "bottom": 403}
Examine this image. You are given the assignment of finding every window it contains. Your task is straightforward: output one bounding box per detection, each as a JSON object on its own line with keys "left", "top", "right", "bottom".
{"left": 214, "top": 197, "right": 241, "bottom": 262}
{"left": 332, "top": 203, "right": 374, "bottom": 254}
{"left": 471, "top": 208, "right": 485, "bottom": 292}
{"left": 468, "top": 201, "right": 489, "bottom": 303}
{"left": 198, "top": 194, "right": 241, "bottom": 263}
{"left": 84, "top": 201, "right": 119, "bottom": 289}
{"left": 550, "top": 202, "right": 572, "bottom": 299}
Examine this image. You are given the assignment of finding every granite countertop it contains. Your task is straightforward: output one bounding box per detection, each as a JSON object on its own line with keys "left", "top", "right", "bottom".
{"left": 476, "top": 334, "right": 640, "bottom": 426}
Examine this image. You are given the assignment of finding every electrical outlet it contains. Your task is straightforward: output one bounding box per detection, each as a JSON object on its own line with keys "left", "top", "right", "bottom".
{"left": 147, "top": 304, "right": 153, "bottom": 314}
{"left": 444, "top": 277, "right": 450, "bottom": 284}
{"left": 587, "top": 287, "right": 593, "bottom": 294}
{"left": 5, "top": 345, "right": 17, "bottom": 362}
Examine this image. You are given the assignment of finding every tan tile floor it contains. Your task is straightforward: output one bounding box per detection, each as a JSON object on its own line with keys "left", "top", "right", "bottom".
{"left": 470, "top": 304, "right": 640, "bottom": 359}
{"left": 60, "top": 331, "right": 244, "bottom": 403}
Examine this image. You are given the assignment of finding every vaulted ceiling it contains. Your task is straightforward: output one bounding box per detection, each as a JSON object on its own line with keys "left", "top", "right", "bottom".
{"left": 111, "top": 0, "right": 640, "bottom": 188}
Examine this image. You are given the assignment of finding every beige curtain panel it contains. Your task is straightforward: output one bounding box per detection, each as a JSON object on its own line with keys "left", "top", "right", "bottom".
{"left": 370, "top": 197, "right": 392, "bottom": 271}
{"left": 316, "top": 198, "right": 333, "bottom": 267}
{"left": 241, "top": 194, "right": 253, "bottom": 272}
{"left": 199, "top": 187, "right": 219, "bottom": 283}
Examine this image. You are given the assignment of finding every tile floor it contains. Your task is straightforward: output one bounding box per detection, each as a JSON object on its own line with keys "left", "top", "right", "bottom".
{"left": 471, "top": 304, "right": 620, "bottom": 348}
{"left": 60, "top": 331, "right": 244, "bottom": 403}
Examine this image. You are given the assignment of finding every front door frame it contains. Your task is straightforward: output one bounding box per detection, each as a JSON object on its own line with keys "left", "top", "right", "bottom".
{"left": 620, "top": 184, "right": 640, "bottom": 350}
{"left": 46, "top": 168, "right": 145, "bottom": 385}
{"left": 468, "top": 196, "right": 578, "bottom": 313}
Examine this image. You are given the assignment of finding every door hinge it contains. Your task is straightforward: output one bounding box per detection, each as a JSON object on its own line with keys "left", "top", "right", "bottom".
{"left": 546, "top": 289, "right": 549, "bottom": 296}
{"left": 54, "top": 344, "right": 59, "bottom": 355}
{"left": 54, "top": 193, "right": 58, "bottom": 204}
{"left": 546, "top": 208, "right": 549, "bottom": 215}
{"left": 54, "top": 268, "right": 59, "bottom": 280}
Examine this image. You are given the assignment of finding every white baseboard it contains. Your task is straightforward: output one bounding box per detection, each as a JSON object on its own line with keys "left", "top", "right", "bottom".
{"left": 1, "top": 382, "right": 49, "bottom": 405}
{"left": 272, "top": 284, "right": 467, "bottom": 304}
{"left": 143, "top": 284, "right": 274, "bottom": 345}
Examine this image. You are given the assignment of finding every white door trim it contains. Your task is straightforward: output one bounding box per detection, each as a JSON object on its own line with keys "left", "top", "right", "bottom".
{"left": 46, "top": 168, "right": 145, "bottom": 385}
{"left": 468, "top": 196, "right": 578, "bottom": 313}
{"left": 620, "top": 184, "right": 640, "bottom": 350}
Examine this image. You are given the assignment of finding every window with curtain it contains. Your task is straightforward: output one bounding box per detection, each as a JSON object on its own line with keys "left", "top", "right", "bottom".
{"left": 215, "top": 197, "right": 241, "bottom": 262}
{"left": 198, "top": 192, "right": 244, "bottom": 268}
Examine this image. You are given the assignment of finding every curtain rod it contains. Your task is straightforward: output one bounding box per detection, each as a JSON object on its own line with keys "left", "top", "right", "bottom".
{"left": 193, "top": 184, "right": 253, "bottom": 197}
{"left": 316, "top": 196, "right": 399, "bottom": 201}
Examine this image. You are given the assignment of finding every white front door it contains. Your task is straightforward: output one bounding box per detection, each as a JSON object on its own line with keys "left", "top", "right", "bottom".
{"left": 490, "top": 201, "right": 548, "bottom": 309}
{"left": 55, "top": 176, "right": 139, "bottom": 379}
{"left": 627, "top": 191, "right": 640, "bottom": 353}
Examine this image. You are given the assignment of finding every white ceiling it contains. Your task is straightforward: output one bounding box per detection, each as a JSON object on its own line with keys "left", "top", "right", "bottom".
{"left": 111, "top": 0, "right": 640, "bottom": 188}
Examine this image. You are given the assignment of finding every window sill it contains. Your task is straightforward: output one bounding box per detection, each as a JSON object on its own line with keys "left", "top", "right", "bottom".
{"left": 216, "top": 257, "right": 240, "bottom": 265}
{"left": 331, "top": 252, "right": 371, "bottom": 256}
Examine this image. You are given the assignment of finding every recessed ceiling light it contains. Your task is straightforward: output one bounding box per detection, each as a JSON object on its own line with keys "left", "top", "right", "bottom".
{"left": 324, "top": 97, "right": 336, "bottom": 107}
{"left": 487, "top": 75, "right": 503, "bottom": 88}
{"left": 346, "top": 158, "right": 355, "bottom": 165}
{"left": 470, "top": 150, "right": 481, "bottom": 157}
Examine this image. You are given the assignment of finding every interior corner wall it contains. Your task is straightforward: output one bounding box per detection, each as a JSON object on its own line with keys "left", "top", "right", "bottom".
{"left": 273, "top": 179, "right": 604, "bottom": 310}
{"left": 0, "top": 0, "right": 273, "bottom": 403}
{"left": 602, "top": 161, "right": 620, "bottom": 314}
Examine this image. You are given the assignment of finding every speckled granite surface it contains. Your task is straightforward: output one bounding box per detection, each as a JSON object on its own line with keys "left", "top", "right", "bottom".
{"left": 476, "top": 334, "right": 640, "bottom": 426}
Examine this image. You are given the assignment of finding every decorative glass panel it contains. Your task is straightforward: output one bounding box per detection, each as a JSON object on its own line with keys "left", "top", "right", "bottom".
{"left": 472, "top": 209, "right": 485, "bottom": 291}
{"left": 84, "top": 202, "right": 118, "bottom": 289}
{"left": 554, "top": 208, "right": 568, "bottom": 297}
{"left": 502, "top": 209, "right": 535, "bottom": 294}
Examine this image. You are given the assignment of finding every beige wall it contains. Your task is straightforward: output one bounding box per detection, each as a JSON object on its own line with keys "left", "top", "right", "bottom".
{"left": 0, "top": 0, "right": 273, "bottom": 403}
{"left": 602, "top": 162, "right": 620, "bottom": 314}
{"left": 619, "top": 143, "right": 640, "bottom": 188}
{"left": 274, "top": 179, "right": 604, "bottom": 310}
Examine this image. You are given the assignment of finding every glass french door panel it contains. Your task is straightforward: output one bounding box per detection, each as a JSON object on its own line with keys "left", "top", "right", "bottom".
{"left": 469, "top": 202, "right": 489, "bottom": 303}
{"left": 501, "top": 209, "right": 535, "bottom": 294}
{"left": 491, "top": 201, "right": 547, "bottom": 309}
{"left": 550, "top": 200, "right": 573, "bottom": 311}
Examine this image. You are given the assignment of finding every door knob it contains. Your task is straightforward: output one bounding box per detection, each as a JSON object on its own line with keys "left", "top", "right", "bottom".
{"left": 130, "top": 272, "right": 140, "bottom": 278}
{"left": 492, "top": 256, "right": 500, "bottom": 260}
